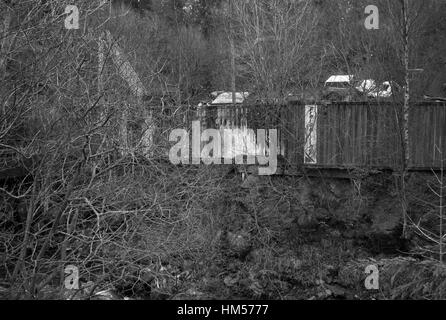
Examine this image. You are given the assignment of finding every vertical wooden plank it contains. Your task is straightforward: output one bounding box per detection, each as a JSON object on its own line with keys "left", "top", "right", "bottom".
{"left": 295, "top": 103, "right": 301, "bottom": 166}
{"left": 329, "top": 104, "right": 335, "bottom": 166}
{"left": 325, "top": 104, "right": 331, "bottom": 166}
{"left": 442, "top": 104, "right": 446, "bottom": 168}
{"left": 285, "top": 104, "right": 292, "bottom": 165}
{"left": 355, "top": 104, "right": 361, "bottom": 166}
{"left": 318, "top": 104, "right": 325, "bottom": 166}
{"left": 370, "top": 103, "right": 374, "bottom": 167}
{"left": 363, "top": 103, "right": 368, "bottom": 166}
{"left": 337, "top": 103, "right": 344, "bottom": 166}
{"left": 409, "top": 104, "right": 415, "bottom": 167}
{"left": 350, "top": 103, "right": 356, "bottom": 165}
{"left": 375, "top": 103, "right": 381, "bottom": 167}
{"left": 428, "top": 104, "right": 433, "bottom": 167}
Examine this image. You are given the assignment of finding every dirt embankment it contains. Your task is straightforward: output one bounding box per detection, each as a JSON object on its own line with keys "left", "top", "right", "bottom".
{"left": 123, "top": 170, "right": 444, "bottom": 300}
{"left": 3, "top": 167, "right": 444, "bottom": 300}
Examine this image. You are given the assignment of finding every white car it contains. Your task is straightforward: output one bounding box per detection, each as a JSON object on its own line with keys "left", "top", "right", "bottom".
{"left": 322, "top": 75, "right": 357, "bottom": 101}
{"left": 211, "top": 92, "right": 250, "bottom": 104}
{"left": 356, "top": 80, "right": 394, "bottom": 98}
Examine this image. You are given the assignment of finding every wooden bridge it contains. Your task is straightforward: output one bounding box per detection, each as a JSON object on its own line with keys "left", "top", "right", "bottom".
{"left": 278, "top": 100, "right": 446, "bottom": 170}
{"left": 1, "top": 100, "right": 445, "bottom": 179}
{"left": 155, "top": 100, "right": 446, "bottom": 173}
{"left": 3, "top": 27, "right": 444, "bottom": 180}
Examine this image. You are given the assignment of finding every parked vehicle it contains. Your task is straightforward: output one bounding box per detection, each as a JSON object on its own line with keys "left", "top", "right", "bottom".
{"left": 197, "top": 91, "right": 250, "bottom": 107}
{"left": 356, "top": 80, "right": 399, "bottom": 99}
{"left": 211, "top": 92, "right": 250, "bottom": 104}
{"left": 322, "top": 75, "right": 359, "bottom": 101}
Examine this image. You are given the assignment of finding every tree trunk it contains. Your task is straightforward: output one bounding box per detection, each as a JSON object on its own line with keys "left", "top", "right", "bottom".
{"left": 402, "top": 0, "right": 410, "bottom": 166}
{"left": 229, "top": 0, "right": 236, "bottom": 104}
{"left": 401, "top": 0, "right": 410, "bottom": 238}
{"left": 230, "top": 37, "right": 236, "bottom": 104}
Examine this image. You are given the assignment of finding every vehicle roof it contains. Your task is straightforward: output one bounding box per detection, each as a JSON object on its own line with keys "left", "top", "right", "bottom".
{"left": 211, "top": 92, "right": 249, "bottom": 104}
{"left": 325, "top": 75, "right": 354, "bottom": 83}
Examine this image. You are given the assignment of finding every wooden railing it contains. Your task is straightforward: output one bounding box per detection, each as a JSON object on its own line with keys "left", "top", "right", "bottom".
{"left": 2, "top": 101, "right": 444, "bottom": 179}
{"left": 153, "top": 100, "right": 446, "bottom": 170}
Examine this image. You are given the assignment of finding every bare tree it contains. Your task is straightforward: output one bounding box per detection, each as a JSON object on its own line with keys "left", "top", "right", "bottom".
{"left": 227, "top": 0, "right": 320, "bottom": 101}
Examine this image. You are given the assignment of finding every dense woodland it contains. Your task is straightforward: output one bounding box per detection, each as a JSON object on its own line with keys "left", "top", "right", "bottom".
{"left": 0, "top": 0, "right": 446, "bottom": 300}
{"left": 110, "top": 0, "right": 446, "bottom": 101}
